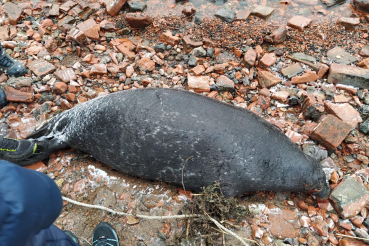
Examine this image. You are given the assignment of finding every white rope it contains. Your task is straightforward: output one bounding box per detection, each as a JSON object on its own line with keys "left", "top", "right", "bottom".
{"left": 62, "top": 196, "right": 200, "bottom": 220}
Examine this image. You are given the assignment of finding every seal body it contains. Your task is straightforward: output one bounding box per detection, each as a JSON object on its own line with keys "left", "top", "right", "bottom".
{"left": 26, "top": 89, "right": 329, "bottom": 197}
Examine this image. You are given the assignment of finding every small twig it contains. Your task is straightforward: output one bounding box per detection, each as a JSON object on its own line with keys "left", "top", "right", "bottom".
{"left": 186, "top": 219, "right": 190, "bottom": 238}
{"left": 204, "top": 211, "right": 260, "bottom": 246}
{"left": 181, "top": 156, "right": 193, "bottom": 192}
{"left": 336, "top": 233, "right": 369, "bottom": 242}
{"left": 194, "top": 233, "right": 220, "bottom": 239}
{"left": 286, "top": 55, "right": 319, "bottom": 71}
{"left": 80, "top": 237, "right": 92, "bottom": 246}
{"left": 224, "top": 220, "right": 241, "bottom": 228}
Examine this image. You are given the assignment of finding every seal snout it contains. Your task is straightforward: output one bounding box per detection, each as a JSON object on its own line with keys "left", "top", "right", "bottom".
{"left": 313, "top": 182, "right": 331, "bottom": 199}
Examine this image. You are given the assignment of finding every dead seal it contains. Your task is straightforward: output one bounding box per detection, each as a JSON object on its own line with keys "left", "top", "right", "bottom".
{"left": 23, "top": 88, "right": 330, "bottom": 198}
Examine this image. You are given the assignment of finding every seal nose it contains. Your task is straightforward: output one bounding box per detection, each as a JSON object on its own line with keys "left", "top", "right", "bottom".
{"left": 314, "top": 183, "right": 331, "bottom": 199}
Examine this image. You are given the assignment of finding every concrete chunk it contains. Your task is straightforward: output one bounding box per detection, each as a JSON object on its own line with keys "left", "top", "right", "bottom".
{"left": 327, "top": 63, "right": 369, "bottom": 89}
{"left": 330, "top": 176, "right": 369, "bottom": 219}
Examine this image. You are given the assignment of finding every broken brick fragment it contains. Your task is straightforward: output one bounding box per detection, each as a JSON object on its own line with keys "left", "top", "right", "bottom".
{"left": 257, "top": 70, "right": 282, "bottom": 88}
{"left": 4, "top": 87, "right": 33, "bottom": 103}
{"left": 159, "top": 30, "right": 179, "bottom": 46}
{"left": 106, "top": 0, "right": 127, "bottom": 16}
{"left": 310, "top": 114, "right": 353, "bottom": 149}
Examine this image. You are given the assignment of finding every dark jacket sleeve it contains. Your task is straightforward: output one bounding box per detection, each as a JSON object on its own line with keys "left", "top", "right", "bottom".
{"left": 0, "top": 160, "right": 63, "bottom": 246}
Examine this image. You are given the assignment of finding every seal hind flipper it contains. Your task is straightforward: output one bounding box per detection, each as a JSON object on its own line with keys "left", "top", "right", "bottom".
{"left": 15, "top": 118, "right": 69, "bottom": 166}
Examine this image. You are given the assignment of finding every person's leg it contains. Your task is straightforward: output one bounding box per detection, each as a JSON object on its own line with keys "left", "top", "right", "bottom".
{"left": 26, "top": 222, "right": 120, "bottom": 246}
{"left": 0, "top": 43, "right": 27, "bottom": 77}
{"left": 0, "top": 160, "right": 63, "bottom": 245}
{"left": 26, "top": 225, "right": 80, "bottom": 246}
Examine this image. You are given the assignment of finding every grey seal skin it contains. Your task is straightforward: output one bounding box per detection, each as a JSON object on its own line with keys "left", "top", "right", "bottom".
{"left": 23, "top": 88, "right": 330, "bottom": 198}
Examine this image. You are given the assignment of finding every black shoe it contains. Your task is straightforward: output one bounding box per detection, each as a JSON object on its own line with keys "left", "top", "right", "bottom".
{"left": 92, "top": 222, "right": 119, "bottom": 246}
{"left": 0, "top": 44, "right": 27, "bottom": 77}
{"left": 0, "top": 85, "right": 7, "bottom": 107}
{"left": 64, "top": 230, "right": 80, "bottom": 244}
{"left": 0, "top": 136, "right": 37, "bottom": 163}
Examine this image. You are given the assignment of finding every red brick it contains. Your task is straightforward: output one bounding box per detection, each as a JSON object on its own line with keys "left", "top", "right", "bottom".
{"left": 310, "top": 114, "right": 353, "bottom": 149}
{"left": 125, "top": 13, "right": 153, "bottom": 28}
{"left": 291, "top": 71, "right": 319, "bottom": 84}
{"left": 67, "top": 28, "right": 86, "bottom": 44}
{"left": 311, "top": 219, "right": 329, "bottom": 236}
{"left": 324, "top": 101, "right": 362, "bottom": 128}
{"left": 90, "top": 64, "right": 108, "bottom": 75}
{"left": 4, "top": 87, "right": 33, "bottom": 103}
{"left": 159, "top": 30, "right": 179, "bottom": 46}
{"left": 0, "top": 26, "right": 10, "bottom": 41}
{"left": 244, "top": 48, "right": 256, "bottom": 66}
{"left": 191, "top": 65, "right": 205, "bottom": 76}
{"left": 287, "top": 16, "right": 312, "bottom": 31}
{"left": 258, "top": 70, "right": 282, "bottom": 88}
{"left": 339, "top": 239, "right": 369, "bottom": 246}
{"left": 268, "top": 207, "right": 300, "bottom": 239}
{"left": 260, "top": 53, "right": 277, "bottom": 67}
{"left": 182, "top": 35, "right": 203, "bottom": 53}
{"left": 187, "top": 75, "right": 210, "bottom": 93}
{"left": 28, "top": 59, "right": 56, "bottom": 76}
{"left": 54, "top": 68, "right": 77, "bottom": 83}
{"left": 77, "top": 19, "right": 100, "bottom": 40}
{"left": 106, "top": 0, "right": 127, "bottom": 16}
{"left": 66, "top": 93, "right": 76, "bottom": 102}
{"left": 3, "top": 2, "right": 22, "bottom": 25}
{"left": 25, "top": 161, "right": 47, "bottom": 173}
{"left": 136, "top": 57, "right": 155, "bottom": 71}
{"left": 116, "top": 40, "right": 136, "bottom": 59}
{"left": 53, "top": 82, "right": 68, "bottom": 94}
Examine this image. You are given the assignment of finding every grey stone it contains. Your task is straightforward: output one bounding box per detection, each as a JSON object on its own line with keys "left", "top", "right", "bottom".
{"left": 359, "top": 119, "right": 369, "bottom": 134}
{"left": 364, "top": 217, "right": 369, "bottom": 229}
{"left": 327, "top": 63, "right": 369, "bottom": 89}
{"left": 127, "top": 0, "right": 146, "bottom": 12}
{"left": 330, "top": 176, "right": 369, "bottom": 219}
{"left": 215, "top": 8, "right": 236, "bottom": 23}
{"left": 327, "top": 47, "right": 358, "bottom": 65}
{"left": 207, "top": 48, "right": 214, "bottom": 58}
{"left": 7, "top": 76, "right": 33, "bottom": 88}
{"left": 216, "top": 75, "right": 235, "bottom": 91}
{"left": 321, "top": 0, "right": 345, "bottom": 6}
{"left": 188, "top": 55, "right": 198, "bottom": 67}
{"left": 190, "top": 47, "right": 207, "bottom": 57}
{"left": 281, "top": 63, "right": 304, "bottom": 78}
{"left": 252, "top": 6, "right": 274, "bottom": 19}
{"left": 291, "top": 53, "right": 316, "bottom": 63}
{"left": 153, "top": 43, "right": 166, "bottom": 51}
{"left": 303, "top": 144, "right": 328, "bottom": 161}
{"left": 354, "top": 228, "right": 369, "bottom": 239}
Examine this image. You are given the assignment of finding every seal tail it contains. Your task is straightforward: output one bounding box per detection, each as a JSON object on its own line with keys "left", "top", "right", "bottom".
{"left": 15, "top": 138, "right": 68, "bottom": 166}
